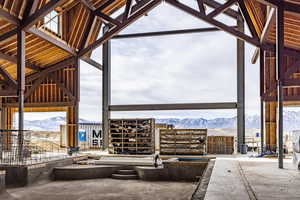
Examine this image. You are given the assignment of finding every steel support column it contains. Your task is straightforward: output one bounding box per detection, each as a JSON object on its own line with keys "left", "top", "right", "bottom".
{"left": 102, "top": 27, "right": 111, "bottom": 150}
{"left": 237, "top": 15, "right": 245, "bottom": 153}
{"left": 17, "top": 30, "right": 25, "bottom": 159}
{"left": 276, "top": 4, "right": 284, "bottom": 169}
{"left": 0, "top": 97, "right": 2, "bottom": 130}
{"left": 260, "top": 49, "right": 265, "bottom": 153}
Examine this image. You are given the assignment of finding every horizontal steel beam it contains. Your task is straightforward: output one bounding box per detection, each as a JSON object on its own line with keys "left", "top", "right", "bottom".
{"left": 109, "top": 102, "right": 238, "bottom": 111}
{"left": 112, "top": 27, "right": 231, "bottom": 39}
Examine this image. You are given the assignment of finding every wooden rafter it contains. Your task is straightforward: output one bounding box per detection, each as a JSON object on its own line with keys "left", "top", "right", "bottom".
{"left": 0, "top": 7, "right": 20, "bottom": 25}
{"left": 28, "top": 27, "right": 76, "bottom": 55}
{"left": 79, "top": 12, "right": 96, "bottom": 50}
{"left": 0, "top": 67, "right": 17, "bottom": 88}
{"left": 237, "top": 0, "right": 259, "bottom": 40}
{"left": 0, "top": 51, "right": 42, "bottom": 71}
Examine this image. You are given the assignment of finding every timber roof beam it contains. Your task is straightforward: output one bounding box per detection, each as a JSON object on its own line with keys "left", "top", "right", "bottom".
{"left": 0, "top": 51, "right": 43, "bottom": 71}
{"left": 0, "top": 66, "right": 17, "bottom": 88}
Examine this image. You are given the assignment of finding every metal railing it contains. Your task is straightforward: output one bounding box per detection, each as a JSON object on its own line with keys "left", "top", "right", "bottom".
{"left": 0, "top": 130, "right": 68, "bottom": 166}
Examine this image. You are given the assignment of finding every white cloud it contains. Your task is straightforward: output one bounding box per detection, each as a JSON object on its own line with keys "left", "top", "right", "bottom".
{"left": 78, "top": 2, "right": 260, "bottom": 121}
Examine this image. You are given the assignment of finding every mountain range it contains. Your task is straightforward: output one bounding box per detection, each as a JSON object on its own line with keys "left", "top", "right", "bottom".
{"left": 20, "top": 111, "right": 300, "bottom": 132}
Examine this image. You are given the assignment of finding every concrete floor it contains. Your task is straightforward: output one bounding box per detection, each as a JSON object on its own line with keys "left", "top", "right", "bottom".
{"left": 240, "top": 158, "right": 300, "bottom": 200}
{"left": 204, "top": 156, "right": 300, "bottom": 200}
{"left": 0, "top": 179, "right": 197, "bottom": 200}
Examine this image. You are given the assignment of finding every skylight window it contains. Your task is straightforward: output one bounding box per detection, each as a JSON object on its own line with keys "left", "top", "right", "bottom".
{"left": 44, "top": 10, "right": 60, "bottom": 34}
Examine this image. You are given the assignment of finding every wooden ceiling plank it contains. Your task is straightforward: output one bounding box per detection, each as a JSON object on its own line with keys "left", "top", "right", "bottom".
{"left": 0, "top": 50, "right": 42, "bottom": 71}
{"left": 28, "top": 27, "right": 76, "bottom": 55}
{"left": 0, "top": 65, "right": 17, "bottom": 87}
{"left": 79, "top": 11, "right": 96, "bottom": 50}
{"left": 0, "top": 27, "right": 17, "bottom": 43}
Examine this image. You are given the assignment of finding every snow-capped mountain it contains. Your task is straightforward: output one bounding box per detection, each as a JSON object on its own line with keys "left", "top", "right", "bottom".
{"left": 21, "top": 111, "right": 300, "bottom": 131}
{"left": 23, "top": 116, "right": 90, "bottom": 131}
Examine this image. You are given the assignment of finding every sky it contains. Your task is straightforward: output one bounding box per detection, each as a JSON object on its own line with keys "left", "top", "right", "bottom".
{"left": 25, "top": 1, "right": 262, "bottom": 121}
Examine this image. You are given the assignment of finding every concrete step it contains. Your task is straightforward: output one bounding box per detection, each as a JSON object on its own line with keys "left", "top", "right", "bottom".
{"left": 112, "top": 174, "right": 139, "bottom": 180}
{"left": 117, "top": 169, "right": 137, "bottom": 175}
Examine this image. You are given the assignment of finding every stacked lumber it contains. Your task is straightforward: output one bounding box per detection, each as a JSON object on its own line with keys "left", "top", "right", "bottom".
{"left": 207, "top": 136, "right": 234, "bottom": 154}
{"left": 160, "top": 129, "right": 207, "bottom": 155}
{"left": 109, "top": 119, "right": 155, "bottom": 154}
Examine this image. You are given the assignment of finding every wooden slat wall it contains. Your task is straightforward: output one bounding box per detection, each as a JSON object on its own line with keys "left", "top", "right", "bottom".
{"left": 2, "top": 64, "right": 77, "bottom": 106}
{"left": 207, "top": 136, "right": 234, "bottom": 154}
{"left": 160, "top": 129, "right": 207, "bottom": 155}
